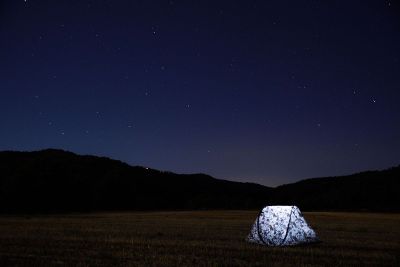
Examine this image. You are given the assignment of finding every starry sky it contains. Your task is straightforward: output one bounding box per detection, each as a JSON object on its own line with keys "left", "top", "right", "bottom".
{"left": 1, "top": 0, "right": 399, "bottom": 186}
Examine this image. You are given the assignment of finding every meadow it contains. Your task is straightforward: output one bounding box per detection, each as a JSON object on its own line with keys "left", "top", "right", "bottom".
{"left": 0, "top": 211, "right": 399, "bottom": 266}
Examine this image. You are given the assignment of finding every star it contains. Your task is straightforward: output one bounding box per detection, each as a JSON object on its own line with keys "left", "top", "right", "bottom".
{"left": 151, "top": 26, "right": 157, "bottom": 35}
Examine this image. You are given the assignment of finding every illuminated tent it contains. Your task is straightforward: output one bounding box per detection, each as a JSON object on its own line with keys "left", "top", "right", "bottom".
{"left": 247, "top": 205, "right": 319, "bottom": 246}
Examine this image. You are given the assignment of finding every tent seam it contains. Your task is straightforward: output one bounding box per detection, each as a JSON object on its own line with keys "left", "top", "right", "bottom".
{"left": 280, "top": 206, "right": 294, "bottom": 246}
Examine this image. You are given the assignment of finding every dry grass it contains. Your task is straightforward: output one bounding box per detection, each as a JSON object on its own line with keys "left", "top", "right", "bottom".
{"left": 0, "top": 211, "right": 399, "bottom": 266}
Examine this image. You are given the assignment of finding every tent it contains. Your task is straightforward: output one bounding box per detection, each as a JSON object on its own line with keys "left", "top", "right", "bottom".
{"left": 247, "top": 205, "right": 319, "bottom": 246}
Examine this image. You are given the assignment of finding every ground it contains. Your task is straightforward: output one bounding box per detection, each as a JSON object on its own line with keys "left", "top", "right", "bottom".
{"left": 0, "top": 211, "right": 399, "bottom": 266}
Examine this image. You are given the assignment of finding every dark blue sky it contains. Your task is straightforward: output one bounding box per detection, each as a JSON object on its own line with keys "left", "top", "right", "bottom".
{"left": 1, "top": 0, "right": 399, "bottom": 186}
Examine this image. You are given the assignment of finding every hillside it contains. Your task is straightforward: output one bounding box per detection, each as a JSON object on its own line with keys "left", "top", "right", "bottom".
{"left": 0, "top": 149, "right": 271, "bottom": 213}
{"left": 0, "top": 149, "right": 399, "bottom": 213}
{"left": 268, "top": 167, "right": 400, "bottom": 211}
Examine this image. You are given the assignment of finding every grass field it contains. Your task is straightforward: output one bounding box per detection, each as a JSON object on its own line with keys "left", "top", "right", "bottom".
{"left": 0, "top": 211, "right": 399, "bottom": 266}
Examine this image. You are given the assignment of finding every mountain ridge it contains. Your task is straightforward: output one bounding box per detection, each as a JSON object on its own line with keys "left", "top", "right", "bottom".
{"left": 0, "top": 149, "right": 398, "bottom": 213}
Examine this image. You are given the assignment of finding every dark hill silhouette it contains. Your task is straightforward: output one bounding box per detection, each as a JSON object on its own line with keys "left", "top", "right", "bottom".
{"left": 0, "top": 149, "right": 272, "bottom": 213}
{"left": 268, "top": 167, "right": 400, "bottom": 211}
{"left": 0, "top": 149, "right": 398, "bottom": 213}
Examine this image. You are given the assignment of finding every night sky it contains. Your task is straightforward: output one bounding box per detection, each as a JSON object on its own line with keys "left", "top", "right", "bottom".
{"left": 1, "top": 0, "right": 399, "bottom": 186}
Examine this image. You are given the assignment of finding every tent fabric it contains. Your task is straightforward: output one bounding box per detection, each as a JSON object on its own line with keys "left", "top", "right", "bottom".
{"left": 247, "top": 205, "right": 318, "bottom": 246}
